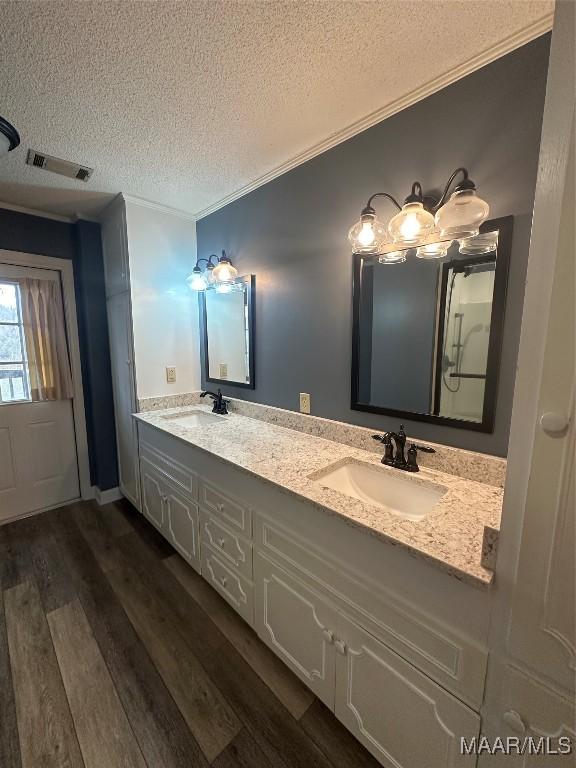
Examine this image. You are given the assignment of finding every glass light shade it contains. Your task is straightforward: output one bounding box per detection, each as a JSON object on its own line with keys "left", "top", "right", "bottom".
{"left": 348, "top": 213, "right": 388, "bottom": 254}
{"left": 215, "top": 281, "right": 234, "bottom": 294}
{"left": 416, "top": 239, "right": 452, "bottom": 259}
{"left": 458, "top": 230, "right": 498, "bottom": 255}
{"left": 186, "top": 270, "right": 208, "bottom": 291}
{"left": 212, "top": 259, "right": 238, "bottom": 282}
{"left": 435, "top": 189, "right": 489, "bottom": 238}
{"left": 378, "top": 249, "right": 407, "bottom": 264}
{"left": 388, "top": 202, "right": 435, "bottom": 245}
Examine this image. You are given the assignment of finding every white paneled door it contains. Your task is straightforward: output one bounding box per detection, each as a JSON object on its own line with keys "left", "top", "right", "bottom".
{"left": 0, "top": 266, "right": 79, "bottom": 522}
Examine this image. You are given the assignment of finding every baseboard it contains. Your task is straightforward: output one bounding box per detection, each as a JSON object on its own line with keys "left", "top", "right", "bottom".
{"left": 93, "top": 486, "right": 123, "bottom": 505}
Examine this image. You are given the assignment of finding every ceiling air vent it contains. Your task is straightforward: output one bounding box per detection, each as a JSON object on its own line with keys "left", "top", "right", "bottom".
{"left": 26, "top": 149, "right": 94, "bottom": 182}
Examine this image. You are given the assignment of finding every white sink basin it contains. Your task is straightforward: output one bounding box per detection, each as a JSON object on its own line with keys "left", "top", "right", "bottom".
{"left": 314, "top": 460, "right": 446, "bottom": 521}
{"left": 162, "top": 409, "right": 228, "bottom": 428}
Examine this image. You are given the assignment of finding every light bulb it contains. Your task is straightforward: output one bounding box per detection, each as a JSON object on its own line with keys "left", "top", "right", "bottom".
{"left": 388, "top": 202, "right": 435, "bottom": 246}
{"left": 212, "top": 259, "right": 238, "bottom": 283}
{"left": 358, "top": 221, "right": 376, "bottom": 246}
{"left": 186, "top": 270, "right": 207, "bottom": 291}
{"left": 435, "top": 189, "right": 489, "bottom": 238}
{"left": 348, "top": 212, "right": 388, "bottom": 254}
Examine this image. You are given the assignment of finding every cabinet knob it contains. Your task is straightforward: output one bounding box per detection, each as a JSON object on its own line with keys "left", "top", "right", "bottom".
{"left": 217, "top": 503, "right": 225, "bottom": 512}
{"left": 502, "top": 710, "right": 527, "bottom": 734}
{"left": 218, "top": 538, "right": 226, "bottom": 548}
{"left": 322, "top": 629, "right": 334, "bottom": 644}
{"left": 540, "top": 411, "right": 570, "bottom": 436}
{"left": 220, "top": 577, "right": 227, "bottom": 588}
{"left": 162, "top": 495, "right": 168, "bottom": 503}
{"left": 334, "top": 639, "right": 347, "bottom": 655}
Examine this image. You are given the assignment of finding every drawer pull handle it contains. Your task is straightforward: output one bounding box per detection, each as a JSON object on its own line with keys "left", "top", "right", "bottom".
{"left": 218, "top": 538, "right": 226, "bottom": 548}
{"left": 334, "top": 639, "right": 347, "bottom": 655}
{"left": 162, "top": 495, "right": 168, "bottom": 503}
{"left": 322, "top": 629, "right": 334, "bottom": 644}
{"left": 503, "top": 710, "right": 527, "bottom": 734}
{"left": 219, "top": 576, "right": 227, "bottom": 588}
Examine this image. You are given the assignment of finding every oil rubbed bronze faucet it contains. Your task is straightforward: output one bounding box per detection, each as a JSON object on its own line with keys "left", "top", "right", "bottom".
{"left": 200, "top": 389, "right": 230, "bottom": 415}
{"left": 373, "top": 424, "right": 435, "bottom": 472}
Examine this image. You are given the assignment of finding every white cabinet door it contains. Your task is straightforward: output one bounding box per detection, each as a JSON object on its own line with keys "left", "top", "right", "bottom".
{"left": 140, "top": 459, "right": 165, "bottom": 532}
{"left": 254, "top": 552, "right": 337, "bottom": 708}
{"left": 479, "top": 666, "right": 575, "bottom": 768}
{"left": 101, "top": 201, "right": 130, "bottom": 297}
{"left": 335, "top": 613, "right": 480, "bottom": 768}
{"left": 107, "top": 292, "right": 139, "bottom": 508}
{"left": 165, "top": 483, "right": 200, "bottom": 573}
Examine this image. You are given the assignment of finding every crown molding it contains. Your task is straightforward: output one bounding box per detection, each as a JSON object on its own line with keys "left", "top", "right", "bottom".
{"left": 195, "top": 14, "right": 554, "bottom": 221}
{"left": 0, "top": 199, "right": 75, "bottom": 223}
{"left": 122, "top": 192, "right": 196, "bottom": 221}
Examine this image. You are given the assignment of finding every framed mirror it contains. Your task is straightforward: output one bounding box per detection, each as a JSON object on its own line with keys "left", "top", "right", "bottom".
{"left": 351, "top": 216, "right": 512, "bottom": 432}
{"left": 200, "top": 275, "right": 255, "bottom": 389}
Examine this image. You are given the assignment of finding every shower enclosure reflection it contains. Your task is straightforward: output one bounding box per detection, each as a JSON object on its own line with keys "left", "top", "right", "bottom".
{"left": 351, "top": 217, "right": 512, "bottom": 432}
{"left": 436, "top": 257, "right": 495, "bottom": 422}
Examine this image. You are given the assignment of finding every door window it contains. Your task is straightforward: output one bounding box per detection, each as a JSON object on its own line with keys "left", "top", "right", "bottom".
{"left": 0, "top": 281, "right": 31, "bottom": 402}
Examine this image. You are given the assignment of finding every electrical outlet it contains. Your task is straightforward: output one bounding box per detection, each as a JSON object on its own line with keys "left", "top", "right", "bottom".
{"left": 299, "top": 392, "right": 311, "bottom": 414}
{"left": 166, "top": 366, "right": 177, "bottom": 383}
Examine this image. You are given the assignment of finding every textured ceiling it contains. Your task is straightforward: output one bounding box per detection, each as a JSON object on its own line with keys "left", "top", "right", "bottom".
{"left": 0, "top": 0, "right": 553, "bottom": 220}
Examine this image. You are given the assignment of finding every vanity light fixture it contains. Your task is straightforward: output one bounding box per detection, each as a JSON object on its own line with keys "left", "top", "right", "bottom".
{"left": 349, "top": 168, "right": 490, "bottom": 262}
{"left": 0, "top": 115, "right": 20, "bottom": 158}
{"left": 186, "top": 250, "right": 238, "bottom": 291}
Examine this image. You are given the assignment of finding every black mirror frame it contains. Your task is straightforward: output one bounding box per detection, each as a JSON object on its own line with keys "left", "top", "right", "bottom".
{"left": 350, "top": 215, "right": 513, "bottom": 433}
{"left": 199, "top": 274, "right": 256, "bottom": 390}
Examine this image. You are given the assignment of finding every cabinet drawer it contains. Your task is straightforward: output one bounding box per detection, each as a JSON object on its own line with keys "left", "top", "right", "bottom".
{"left": 202, "top": 544, "right": 254, "bottom": 625}
{"left": 200, "top": 482, "right": 251, "bottom": 536}
{"left": 140, "top": 440, "right": 198, "bottom": 500}
{"left": 200, "top": 510, "right": 252, "bottom": 579}
{"left": 336, "top": 613, "right": 480, "bottom": 768}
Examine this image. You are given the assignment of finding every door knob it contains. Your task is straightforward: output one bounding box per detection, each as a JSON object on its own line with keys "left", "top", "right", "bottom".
{"left": 540, "top": 412, "right": 570, "bottom": 436}
{"left": 503, "top": 710, "right": 527, "bottom": 734}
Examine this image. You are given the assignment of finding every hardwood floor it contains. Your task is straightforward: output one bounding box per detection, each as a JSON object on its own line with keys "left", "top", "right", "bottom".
{"left": 0, "top": 499, "right": 380, "bottom": 768}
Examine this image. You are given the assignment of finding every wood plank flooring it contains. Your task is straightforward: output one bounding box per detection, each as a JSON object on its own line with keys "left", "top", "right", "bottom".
{"left": 0, "top": 500, "right": 380, "bottom": 768}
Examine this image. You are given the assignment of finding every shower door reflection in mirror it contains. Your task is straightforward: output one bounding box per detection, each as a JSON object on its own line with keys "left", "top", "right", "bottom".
{"left": 351, "top": 217, "right": 512, "bottom": 432}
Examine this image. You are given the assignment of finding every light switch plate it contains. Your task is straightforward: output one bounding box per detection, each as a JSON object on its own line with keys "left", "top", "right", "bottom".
{"left": 166, "top": 366, "right": 177, "bottom": 383}
{"left": 299, "top": 392, "right": 311, "bottom": 414}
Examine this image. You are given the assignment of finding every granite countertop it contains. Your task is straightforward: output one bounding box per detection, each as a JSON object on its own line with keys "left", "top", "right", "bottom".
{"left": 134, "top": 405, "right": 503, "bottom": 589}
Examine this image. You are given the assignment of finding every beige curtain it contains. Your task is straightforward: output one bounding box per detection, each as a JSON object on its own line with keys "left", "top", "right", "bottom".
{"left": 19, "top": 278, "right": 73, "bottom": 401}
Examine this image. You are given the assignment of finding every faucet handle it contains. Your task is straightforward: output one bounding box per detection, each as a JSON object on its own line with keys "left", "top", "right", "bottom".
{"left": 414, "top": 444, "right": 435, "bottom": 454}
{"left": 372, "top": 434, "right": 387, "bottom": 442}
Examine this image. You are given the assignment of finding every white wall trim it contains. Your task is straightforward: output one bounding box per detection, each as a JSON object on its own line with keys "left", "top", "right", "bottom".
{"left": 195, "top": 13, "right": 553, "bottom": 220}
{"left": 0, "top": 249, "right": 92, "bottom": 500}
{"left": 0, "top": 199, "right": 75, "bottom": 223}
{"left": 122, "top": 193, "right": 196, "bottom": 222}
{"left": 93, "top": 486, "right": 122, "bottom": 505}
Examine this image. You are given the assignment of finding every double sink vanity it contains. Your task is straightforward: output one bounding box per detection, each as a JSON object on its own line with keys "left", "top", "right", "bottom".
{"left": 133, "top": 397, "right": 504, "bottom": 768}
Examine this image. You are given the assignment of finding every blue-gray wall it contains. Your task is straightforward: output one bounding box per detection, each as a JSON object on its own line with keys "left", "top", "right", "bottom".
{"left": 0, "top": 208, "right": 118, "bottom": 490}
{"left": 197, "top": 35, "right": 551, "bottom": 457}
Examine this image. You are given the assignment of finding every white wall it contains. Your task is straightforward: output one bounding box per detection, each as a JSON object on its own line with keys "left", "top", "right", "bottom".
{"left": 125, "top": 200, "right": 201, "bottom": 399}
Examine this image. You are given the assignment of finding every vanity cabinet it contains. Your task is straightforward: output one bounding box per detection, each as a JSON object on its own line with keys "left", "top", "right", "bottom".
{"left": 137, "top": 422, "right": 490, "bottom": 768}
